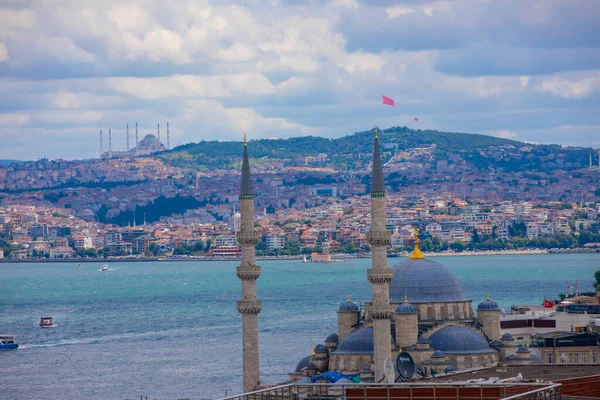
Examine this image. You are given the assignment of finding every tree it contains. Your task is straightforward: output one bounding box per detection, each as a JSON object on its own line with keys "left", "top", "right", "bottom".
{"left": 595, "top": 269, "right": 600, "bottom": 291}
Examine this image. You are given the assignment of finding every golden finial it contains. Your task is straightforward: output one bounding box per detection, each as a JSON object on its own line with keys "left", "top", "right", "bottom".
{"left": 347, "top": 294, "right": 351, "bottom": 302}
{"left": 374, "top": 125, "right": 379, "bottom": 140}
{"left": 409, "top": 227, "right": 424, "bottom": 259}
{"left": 486, "top": 292, "right": 490, "bottom": 301}
{"left": 404, "top": 293, "right": 408, "bottom": 303}
{"left": 243, "top": 133, "right": 247, "bottom": 147}
{"left": 312, "top": 345, "right": 316, "bottom": 356}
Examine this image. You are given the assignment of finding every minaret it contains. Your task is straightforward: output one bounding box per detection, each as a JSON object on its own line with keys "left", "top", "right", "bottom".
{"left": 100, "top": 129, "right": 103, "bottom": 158}
{"left": 109, "top": 128, "right": 112, "bottom": 158}
{"left": 135, "top": 122, "right": 139, "bottom": 155}
{"left": 366, "top": 127, "right": 393, "bottom": 382}
{"left": 167, "top": 122, "right": 170, "bottom": 150}
{"left": 127, "top": 123, "right": 130, "bottom": 151}
{"left": 236, "top": 134, "right": 262, "bottom": 392}
{"left": 157, "top": 123, "right": 160, "bottom": 150}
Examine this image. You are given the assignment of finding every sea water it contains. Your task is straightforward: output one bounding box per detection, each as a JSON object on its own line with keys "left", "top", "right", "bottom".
{"left": 0, "top": 253, "right": 598, "bottom": 400}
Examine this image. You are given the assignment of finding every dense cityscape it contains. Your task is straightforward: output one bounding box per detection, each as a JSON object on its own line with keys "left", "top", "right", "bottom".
{"left": 1, "top": 130, "right": 599, "bottom": 261}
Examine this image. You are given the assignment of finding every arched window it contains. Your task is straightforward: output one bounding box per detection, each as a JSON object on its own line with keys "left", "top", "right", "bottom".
{"left": 440, "top": 305, "right": 449, "bottom": 319}
{"left": 465, "top": 357, "right": 472, "bottom": 368}
{"left": 453, "top": 304, "right": 460, "bottom": 319}
{"left": 426, "top": 307, "right": 434, "bottom": 320}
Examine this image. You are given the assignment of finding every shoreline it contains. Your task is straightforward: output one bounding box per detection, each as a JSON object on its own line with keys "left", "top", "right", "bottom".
{"left": 0, "top": 248, "right": 597, "bottom": 264}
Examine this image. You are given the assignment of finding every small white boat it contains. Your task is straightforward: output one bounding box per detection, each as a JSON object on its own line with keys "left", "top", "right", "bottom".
{"left": 302, "top": 255, "right": 308, "bottom": 263}
{"left": 40, "top": 316, "right": 55, "bottom": 328}
{"left": 101, "top": 265, "right": 110, "bottom": 271}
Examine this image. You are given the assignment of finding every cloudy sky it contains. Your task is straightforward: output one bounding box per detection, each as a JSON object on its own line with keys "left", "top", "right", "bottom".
{"left": 1, "top": 0, "right": 599, "bottom": 160}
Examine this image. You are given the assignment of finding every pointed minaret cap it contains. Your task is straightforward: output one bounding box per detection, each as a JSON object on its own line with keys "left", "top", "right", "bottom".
{"left": 370, "top": 126, "right": 385, "bottom": 195}
{"left": 409, "top": 228, "right": 424, "bottom": 259}
{"left": 240, "top": 133, "right": 253, "bottom": 197}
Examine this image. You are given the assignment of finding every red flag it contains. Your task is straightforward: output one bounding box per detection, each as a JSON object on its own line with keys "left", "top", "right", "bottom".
{"left": 414, "top": 117, "right": 419, "bottom": 121}
{"left": 382, "top": 95, "right": 395, "bottom": 107}
{"left": 544, "top": 300, "right": 553, "bottom": 308}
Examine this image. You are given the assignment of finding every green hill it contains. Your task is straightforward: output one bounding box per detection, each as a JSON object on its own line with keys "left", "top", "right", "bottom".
{"left": 159, "top": 126, "right": 591, "bottom": 172}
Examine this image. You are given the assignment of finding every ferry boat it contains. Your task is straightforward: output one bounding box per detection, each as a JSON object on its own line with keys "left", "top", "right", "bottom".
{"left": 101, "top": 265, "right": 110, "bottom": 271}
{"left": 0, "top": 335, "right": 18, "bottom": 350}
{"left": 39, "top": 315, "right": 55, "bottom": 328}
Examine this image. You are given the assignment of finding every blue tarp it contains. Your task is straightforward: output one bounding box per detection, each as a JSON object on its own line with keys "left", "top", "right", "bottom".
{"left": 311, "top": 371, "right": 360, "bottom": 383}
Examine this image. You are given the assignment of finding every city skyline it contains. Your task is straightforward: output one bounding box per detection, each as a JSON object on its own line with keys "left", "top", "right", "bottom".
{"left": 1, "top": 0, "right": 599, "bottom": 160}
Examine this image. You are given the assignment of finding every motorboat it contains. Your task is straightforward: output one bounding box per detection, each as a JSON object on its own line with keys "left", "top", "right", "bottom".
{"left": 40, "top": 316, "right": 55, "bottom": 328}
{"left": 0, "top": 335, "right": 18, "bottom": 350}
{"left": 101, "top": 265, "right": 110, "bottom": 271}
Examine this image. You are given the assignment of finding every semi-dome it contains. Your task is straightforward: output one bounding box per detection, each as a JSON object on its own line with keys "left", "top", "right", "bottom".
{"left": 501, "top": 333, "right": 514, "bottom": 341}
{"left": 333, "top": 327, "right": 373, "bottom": 355}
{"left": 417, "top": 335, "right": 429, "bottom": 344}
{"left": 295, "top": 355, "right": 312, "bottom": 372}
{"left": 390, "top": 258, "right": 467, "bottom": 303}
{"left": 432, "top": 350, "right": 445, "bottom": 358}
{"left": 429, "top": 325, "right": 497, "bottom": 354}
{"left": 478, "top": 299, "right": 500, "bottom": 311}
{"left": 395, "top": 302, "right": 418, "bottom": 314}
{"left": 444, "top": 365, "right": 457, "bottom": 373}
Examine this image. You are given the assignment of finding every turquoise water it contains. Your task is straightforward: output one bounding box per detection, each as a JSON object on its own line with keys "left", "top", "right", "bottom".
{"left": 0, "top": 254, "right": 598, "bottom": 399}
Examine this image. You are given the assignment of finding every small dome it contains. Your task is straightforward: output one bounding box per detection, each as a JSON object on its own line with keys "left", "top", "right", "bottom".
{"left": 395, "top": 302, "right": 418, "bottom": 314}
{"left": 517, "top": 345, "right": 530, "bottom": 353}
{"left": 333, "top": 327, "right": 374, "bottom": 355}
{"left": 325, "top": 333, "right": 339, "bottom": 343}
{"left": 390, "top": 258, "right": 467, "bottom": 303}
{"left": 491, "top": 340, "right": 502, "bottom": 347}
{"left": 444, "top": 365, "right": 457, "bottom": 373}
{"left": 432, "top": 350, "right": 445, "bottom": 358}
{"left": 429, "top": 325, "right": 496, "bottom": 354}
{"left": 305, "top": 361, "right": 317, "bottom": 370}
{"left": 417, "top": 335, "right": 429, "bottom": 344}
{"left": 478, "top": 299, "right": 500, "bottom": 311}
{"left": 315, "top": 344, "right": 328, "bottom": 354}
{"left": 295, "top": 355, "right": 312, "bottom": 372}
{"left": 501, "top": 333, "right": 514, "bottom": 341}
{"left": 339, "top": 300, "right": 359, "bottom": 312}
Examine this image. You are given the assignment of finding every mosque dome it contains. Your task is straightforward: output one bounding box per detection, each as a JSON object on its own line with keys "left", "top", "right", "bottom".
{"left": 315, "top": 344, "right": 328, "bottom": 354}
{"left": 478, "top": 299, "right": 500, "bottom": 311}
{"left": 429, "top": 326, "right": 496, "bottom": 354}
{"left": 325, "top": 333, "right": 339, "bottom": 342}
{"left": 517, "top": 345, "right": 530, "bottom": 354}
{"left": 444, "top": 365, "right": 457, "bottom": 373}
{"left": 390, "top": 258, "right": 467, "bottom": 303}
{"left": 295, "top": 355, "right": 312, "bottom": 372}
{"left": 501, "top": 333, "right": 514, "bottom": 341}
{"left": 395, "top": 302, "right": 418, "bottom": 314}
{"left": 333, "top": 327, "right": 373, "bottom": 355}
{"left": 338, "top": 299, "right": 359, "bottom": 312}
{"left": 432, "top": 350, "right": 445, "bottom": 358}
{"left": 417, "top": 335, "right": 429, "bottom": 344}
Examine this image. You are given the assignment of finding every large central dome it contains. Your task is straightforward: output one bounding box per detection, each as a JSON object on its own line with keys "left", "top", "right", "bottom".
{"left": 390, "top": 258, "right": 467, "bottom": 303}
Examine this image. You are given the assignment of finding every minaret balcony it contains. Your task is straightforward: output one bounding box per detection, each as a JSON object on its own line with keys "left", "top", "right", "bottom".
{"left": 237, "top": 265, "right": 261, "bottom": 280}
{"left": 237, "top": 231, "right": 260, "bottom": 246}
{"left": 370, "top": 308, "right": 394, "bottom": 320}
{"left": 366, "top": 231, "right": 391, "bottom": 246}
{"left": 367, "top": 268, "right": 393, "bottom": 284}
{"left": 237, "top": 300, "right": 263, "bottom": 315}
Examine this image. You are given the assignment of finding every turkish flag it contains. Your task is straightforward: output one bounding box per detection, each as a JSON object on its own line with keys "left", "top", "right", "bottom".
{"left": 414, "top": 117, "right": 419, "bottom": 121}
{"left": 382, "top": 95, "right": 395, "bottom": 106}
{"left": 543, "top": 300, "right": 554, "bottom": 308}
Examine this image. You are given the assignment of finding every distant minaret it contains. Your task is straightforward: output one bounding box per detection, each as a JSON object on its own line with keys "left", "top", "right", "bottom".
{"left": 367, "top": 126, "right": 393, "bottom": 382}
{"left": 236, "top": 134, "right": 262, "bottom": 393}
{"left": 135, "top": 122, "right": 139, "bottom": 155}
{"left": 157, "top": 123, "right": 161, "bottom": 150}
{"left": 590, "top": 152, "right": 593, "bottom": 168}
{"left": 167, "top": 122, "right": 170, "bottom": 150}
{"left": 127, "top": 123, "right": 130, "bottom": 151}
{"left": 109, "top": 128, "right": 112, "bottom": 158}
{"left": 100, "top": 129, "right": 103, "bottom": 158}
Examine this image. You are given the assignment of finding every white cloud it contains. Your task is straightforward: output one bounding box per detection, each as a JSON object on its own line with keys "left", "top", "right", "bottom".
{"left": 0, "top": 113, "right": 29, "bottom": 126}
{"left": 538, "top": 71, "right": 600, "bottom": 99}
{"left": 520, "top": 76, "right": 530, "bottom": 88}
{"left": 0, "top": 42, "right": 7, "bottom": 63}
{"left": 386, "top": 7, "right": 416, "bottom": 19}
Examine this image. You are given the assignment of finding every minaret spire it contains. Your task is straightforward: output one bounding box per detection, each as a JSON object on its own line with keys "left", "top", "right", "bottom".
{"left": 366, "top": 126, "right": 393, "bottom": 382}
{"left": 236, "top": 135, "right": 262, "bottom": 393}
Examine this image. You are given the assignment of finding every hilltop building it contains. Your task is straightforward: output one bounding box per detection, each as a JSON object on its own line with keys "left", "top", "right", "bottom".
{"left": 102, "top": 134, "right": 166, "bottom": 159}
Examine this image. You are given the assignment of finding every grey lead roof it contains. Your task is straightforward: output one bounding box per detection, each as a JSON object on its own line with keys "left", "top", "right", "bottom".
{"left": 240, "top": 142, "right": 253, "bottom": 196}
{"left": 429, "top": 325, "right": 497, "bottom": 354}
{"left": 370, "top": 132, "right": 385, "bottom": 194}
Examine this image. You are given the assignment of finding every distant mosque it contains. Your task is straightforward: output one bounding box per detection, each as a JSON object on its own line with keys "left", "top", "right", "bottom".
{"left": 235, "top": 129, "right": 533, "bottom": 392}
